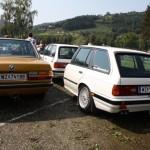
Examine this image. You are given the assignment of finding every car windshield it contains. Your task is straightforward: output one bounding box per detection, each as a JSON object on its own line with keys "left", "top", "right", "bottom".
{"left": 0, "top": 39, "right": 37, "bottom": 57}
{"left": 116, "top": 52, "right": 150, "bottom": 78}
{"left": 58, "top": 46, "right": 78, "bottom": 59}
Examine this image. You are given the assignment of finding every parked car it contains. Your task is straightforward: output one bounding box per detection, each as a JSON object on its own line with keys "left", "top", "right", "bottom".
{"left": 0, "top": 38, "right": 53, "bottom": 98}
{"left": 64, "top": 45, "right": 150, "bottom": 113}
{"left": 41, "top": 44, "right": 78, "bottom": 78}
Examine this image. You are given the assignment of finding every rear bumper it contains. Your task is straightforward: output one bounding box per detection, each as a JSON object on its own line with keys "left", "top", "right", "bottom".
{"left": 93, "top": 96, "right": 150, "bottom": 113}
{"left": 0, "top": 82, "right": 53, "bottom": 96}
{"left": 53, "top": 70, "right": 64, "bottom": 78}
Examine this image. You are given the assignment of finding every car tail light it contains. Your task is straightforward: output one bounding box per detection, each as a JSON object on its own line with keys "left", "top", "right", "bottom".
{"left": 112, "top": 85, "right": 137, "bottom": 96}
{"left": 28, "top": 71, "right": 52, "bottom": 80}
{"left": 54, "top": 62, "right": 67, "bottom": 68}
{"left": 38, "top": 71, "right": 52, "bottom": 80}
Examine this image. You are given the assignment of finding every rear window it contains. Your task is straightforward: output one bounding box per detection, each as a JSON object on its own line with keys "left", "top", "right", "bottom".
{"left": 116, "top": 53, "right": 150, "bottom": 78}
{"left": 0, "top": 39, "right": 36, "bottom": 57}
{"left": 58, "top": 46, "right": 78, "bottom": 59}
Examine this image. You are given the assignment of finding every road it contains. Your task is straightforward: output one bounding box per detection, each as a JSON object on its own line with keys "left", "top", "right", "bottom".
{"left": 0, "top": 80, "right": 150, "bottom": 150}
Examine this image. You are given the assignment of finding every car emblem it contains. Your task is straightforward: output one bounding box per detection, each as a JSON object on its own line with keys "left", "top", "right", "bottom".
{"left": 8, "top": 64, "right": 15, "bottom": 72}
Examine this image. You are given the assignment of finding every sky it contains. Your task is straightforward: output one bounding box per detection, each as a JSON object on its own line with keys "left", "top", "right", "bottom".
{"left": 0, "top": 0, "right": 150, "bottom": 25}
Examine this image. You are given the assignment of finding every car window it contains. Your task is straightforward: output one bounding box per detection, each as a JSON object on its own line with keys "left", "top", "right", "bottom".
{"left": 116, "top": 53, "right": 150, "bottom": 77}
{"left": 119, "top": 55, "right": 138, "bottom": 70}
{"left": 142, "top": 57, "right": 150, "bottom": 71}
{"left": 58, "top": 46, "right": 78, "bottom": 59}
{"left": 92, "top": 49, "right": 110, "bottom": 73}
{"left": 43, "top": 45, "right": 56, "bottom": 57}
{"left": 0, "top": 39, "right": 36, "bottom": 57}
{"left": 85, "top": 50, "right": 93, "bottom": 67}
{"left": 72, "top": 48, "right": 91, "bottom": 67}
{"left": 49, "top": 45, "right": 57, "bottom": 57}
{"left": 43, "top": 45, "right": 51, "bottom": 55}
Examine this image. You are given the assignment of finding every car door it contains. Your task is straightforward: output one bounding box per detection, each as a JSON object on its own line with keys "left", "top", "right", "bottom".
{"left": 64, "top": 47, "right": 92, "bottom": 95}
{"left": 40, "top": 44, "right": 50, "bottom": 58}
{"left": 42, "top": 45, "right": 57, "bottom": 69}
{"left": 90, "top": 49, "right": 113, "bottom": 99}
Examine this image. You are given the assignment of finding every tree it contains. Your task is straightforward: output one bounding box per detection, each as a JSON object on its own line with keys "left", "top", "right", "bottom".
{"left": 62, "top": 15, "right": 97, "bottom": 31}
{"left": 115, "top": 32, "right": 139, "bottom": 49}
{"left": 14, "top": 0, "right": 37, "bottom": 37}
{"left": 142, "top": 5, "right": 150, "bottom": 40}
{"left": 0, "top": 0, "right": 15, "bottom": 36}
{"left": 0, "top": 0, "right": 37, "bottom": 37}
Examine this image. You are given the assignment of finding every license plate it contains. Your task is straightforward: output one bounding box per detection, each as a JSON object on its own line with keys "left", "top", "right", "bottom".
{"left": 0, "top": 73, "right": 27, "bottom": 81}
{"left": 138, "top": 86, "right": 150, "bottom": 94}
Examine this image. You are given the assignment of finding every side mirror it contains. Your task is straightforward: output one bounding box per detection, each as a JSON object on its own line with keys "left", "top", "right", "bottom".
{"left": 51, "top": 53, "right": 55, "bottom": 57}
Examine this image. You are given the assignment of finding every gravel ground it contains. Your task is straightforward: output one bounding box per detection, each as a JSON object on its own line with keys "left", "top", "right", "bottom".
{"left": 0, "top": 80, "right": 150, "bottom": 150}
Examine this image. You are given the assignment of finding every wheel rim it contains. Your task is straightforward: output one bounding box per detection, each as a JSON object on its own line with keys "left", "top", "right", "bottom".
{"left": 79, "top": 87, "right": 90, "bottom": 109}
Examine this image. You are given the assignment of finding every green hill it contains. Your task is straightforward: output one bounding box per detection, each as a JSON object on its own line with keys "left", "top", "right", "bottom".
{"left": 34, "top": 12, "right": 143, "bottom": 33}
{"left": 33, "top": 12, "right": 149, "bottom": 51}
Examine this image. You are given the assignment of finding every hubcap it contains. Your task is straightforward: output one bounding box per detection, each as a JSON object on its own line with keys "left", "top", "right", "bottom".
{"left": 79, "top": 87, "right": 90, "bottom": 109}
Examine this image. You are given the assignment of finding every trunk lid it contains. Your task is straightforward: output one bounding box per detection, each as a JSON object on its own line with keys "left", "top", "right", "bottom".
{"left": 0, "top": 57, "right": 50, "bottom": 72}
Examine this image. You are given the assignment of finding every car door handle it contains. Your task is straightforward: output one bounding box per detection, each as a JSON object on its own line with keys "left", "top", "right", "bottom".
{"left": 79, "top": 71, "right": 83, "bottom": 74}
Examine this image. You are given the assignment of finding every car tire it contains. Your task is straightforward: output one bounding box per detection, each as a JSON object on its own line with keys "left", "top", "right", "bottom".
{"left": 78, "top": 86, "right": 97, "bottom": 113}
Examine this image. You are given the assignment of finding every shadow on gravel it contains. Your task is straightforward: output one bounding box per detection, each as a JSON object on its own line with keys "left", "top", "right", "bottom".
{"left": 0, "top": 83, "right": 84, "bottom": 124}
{"left": 110, "top": 112, "right": 150, "bottom": 134}
{"left": 0, "top": 95, "right": 48, "bottom": 122}
{"left": 91, "top": 109, "right": 150, "bottom": 134}
{"left": 52, "top": 78, "right": 64, "bottom": 86}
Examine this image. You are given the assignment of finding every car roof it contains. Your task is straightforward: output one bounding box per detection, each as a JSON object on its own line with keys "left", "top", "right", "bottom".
{"left": 80, "top": 45, "right": 149, "bottom": 55}
{"left": 49, "top": 43, "right": 78, "bottom": 47}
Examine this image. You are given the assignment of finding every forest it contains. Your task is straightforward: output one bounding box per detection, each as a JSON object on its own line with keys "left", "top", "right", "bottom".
{"left": 33, "top": 10, "right": 150, "bottom": 51}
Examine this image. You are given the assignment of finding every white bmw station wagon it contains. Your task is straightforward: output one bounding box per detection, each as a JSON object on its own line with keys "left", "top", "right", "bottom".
{"left": 64, "top": 45, "right": 150, "bottom": 113}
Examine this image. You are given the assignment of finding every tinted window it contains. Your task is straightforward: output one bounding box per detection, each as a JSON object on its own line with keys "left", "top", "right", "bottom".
{"left": 92, "top": 49, "right": 110, "bottom": 73}
{"left": 116, "top": 53, "right": 150, "bottom": 77}
{"left": 0, "top": 39, "right": 36, "bottom": 57}
{"left": 58, "top": 46, "right": 78, "bottom": 59}
{"left": 72, "top": 48, "right": 91, "bottom": 66}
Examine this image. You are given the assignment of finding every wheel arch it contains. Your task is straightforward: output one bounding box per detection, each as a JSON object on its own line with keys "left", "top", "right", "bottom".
{"left": 77, "top": 83, "right": 97, "bottom": 113}
{"left": 78, "top": 83, "right": 92, "bottom": 94}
